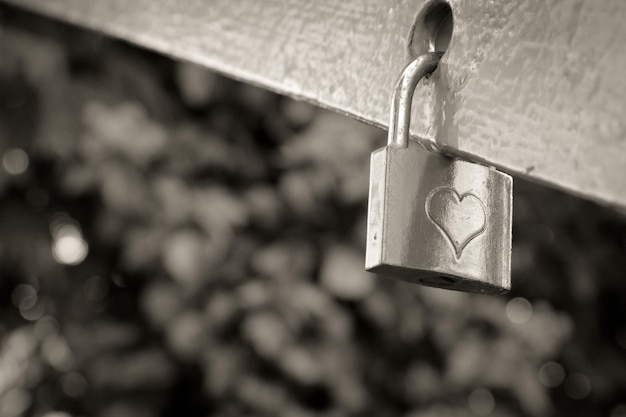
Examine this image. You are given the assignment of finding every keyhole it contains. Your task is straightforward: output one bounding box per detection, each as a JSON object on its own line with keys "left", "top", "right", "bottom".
{"left": 420, "top": 275, "right": 457, "bottom": 287}
{"left": 409, "top": 0, "right": 454, "bottom": 56}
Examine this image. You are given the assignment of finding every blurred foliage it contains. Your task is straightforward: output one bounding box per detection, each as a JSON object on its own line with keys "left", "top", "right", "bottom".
{"left": 1, "top": 5, "right": 626, "bottom": 417}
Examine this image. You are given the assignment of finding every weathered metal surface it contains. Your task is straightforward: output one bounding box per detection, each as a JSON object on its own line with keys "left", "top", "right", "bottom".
{"left": 2, "top": 0, "right": 626, "bottom": 208}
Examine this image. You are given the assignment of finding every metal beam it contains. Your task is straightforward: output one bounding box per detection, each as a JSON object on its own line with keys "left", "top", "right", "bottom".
{"left": 3, "top": 0, "right": 626, "bottom": 209}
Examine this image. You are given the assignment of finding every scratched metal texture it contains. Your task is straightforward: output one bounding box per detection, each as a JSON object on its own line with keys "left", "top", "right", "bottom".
{"left": 2, "top": 0, "right": 625, "bottom": 208}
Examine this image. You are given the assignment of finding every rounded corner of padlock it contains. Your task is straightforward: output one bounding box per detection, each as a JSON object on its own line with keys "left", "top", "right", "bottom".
{"left": 364, "top": 261, "right": 380, "bottom": 273}
{"left": 365, "top": 262, "right": 395, "bottom": 276}
{"left": 475, "top": 280, "right": 511, "bottom": 296}
{"left": 370, "top": 145, "right": 389, "bottom": 161}
{"left": 487, "top": 167, "right": 513, "bottom": 198}
{"left": 497, "top": 169, "right": 514, "bottom": 187}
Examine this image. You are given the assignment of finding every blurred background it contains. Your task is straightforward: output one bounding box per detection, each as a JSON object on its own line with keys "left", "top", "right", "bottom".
{"left": 1, "top": 5, "right": 626, "bottom": 417}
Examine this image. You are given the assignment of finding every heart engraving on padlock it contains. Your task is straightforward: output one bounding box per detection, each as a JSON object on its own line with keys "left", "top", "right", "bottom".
{"left": 425, "top": 187, "right": 487, "bottom": 259}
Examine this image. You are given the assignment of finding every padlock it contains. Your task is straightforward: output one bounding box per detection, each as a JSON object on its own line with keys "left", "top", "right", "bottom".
{"left": 366, "top": 52, "right": 512, "bottom": 294}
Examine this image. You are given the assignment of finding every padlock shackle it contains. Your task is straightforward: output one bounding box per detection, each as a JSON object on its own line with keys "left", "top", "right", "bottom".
{"left": 388, "top": 52, "right": 442, "bottom": 148}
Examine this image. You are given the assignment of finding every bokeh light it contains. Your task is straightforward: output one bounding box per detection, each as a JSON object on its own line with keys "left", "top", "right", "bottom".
{"left": 468, "top": 388, "right": 495, "bottom": 416}
{"left": 52, "top": 234, "right": 88, "bottom": 265}
{"left": 538, "top": 361, "right": 566, "bottom": 388}
{"left": 51, "top": 223, "right": 89, "bottom": 265}
{"left": 506, "top": 297, "right": 533, "bottom": 324}
{"left": 2, "top": 148, "right": 29, "bottom": 175}
{"left": 564, "top": 373, "right": 591, "bottom": 400}
{"left": 11, "top": 284, "right": 37, "bottom": 310}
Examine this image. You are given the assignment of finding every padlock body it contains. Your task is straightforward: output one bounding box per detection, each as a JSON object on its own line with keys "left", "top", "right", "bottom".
{"left": 366, "top": 140, "right": 512, "bottom": 294}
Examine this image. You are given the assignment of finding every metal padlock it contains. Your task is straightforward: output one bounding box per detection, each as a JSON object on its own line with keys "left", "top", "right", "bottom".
{"left": 366, "top": 52, "right": 512, "bottom": 295}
